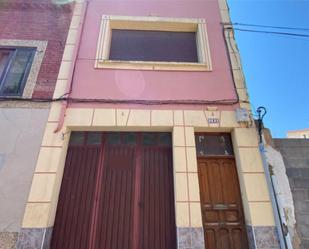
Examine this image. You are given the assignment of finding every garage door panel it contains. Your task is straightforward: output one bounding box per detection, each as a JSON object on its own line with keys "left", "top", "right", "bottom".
{"left": 139, "top": 147, "right": 176, "bottom": 249}
{"left": 94, "top": 146, "right": 136, "bottom": 249}
{"left": 50, "top": 146, "right": 101, "bottom": 249}
{"left": 50, "top": 132, "right": 176, "bottom": 249}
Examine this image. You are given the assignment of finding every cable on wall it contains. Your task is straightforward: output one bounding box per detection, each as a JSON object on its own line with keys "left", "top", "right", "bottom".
{"left": 222, "top": 22, "right": 309, "bottom": 39}
{"left": 0, "top": 96, "right": 241, "bottom": 105}
{"left": 225, "top": 22, "right": 309, "bottom": 32}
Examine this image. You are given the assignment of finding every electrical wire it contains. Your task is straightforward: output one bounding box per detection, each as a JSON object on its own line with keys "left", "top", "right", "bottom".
{"left": 68, "top": 23, "right": 309, "bottom": 63}
{"left": 0, "top": 96, "right": 241, "bottom": 105}
{"left": 223, "top": 22, "right": 309, "bottom": 38}
{"left": 233, "top": 27, "right": 309, "bottom": 38}
{"left": 221, "top": 26, "right": 240, "bottom": 104}
{"left": 231, "top": 22, "right": 309, "bottom": 32}
{"left": 11, "top": 20, "right": 307, "bottom": 105}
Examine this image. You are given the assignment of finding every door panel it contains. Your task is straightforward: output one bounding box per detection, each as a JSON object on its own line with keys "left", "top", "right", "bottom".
{"left": 198, "top": 158, "right": 248, "bottom": 249}
{"left": 139, "top": 147, "right": 176, "bottom": 249}
{"left": 50, "top": 146, "right": 101, "bottom": 249}
{"left": 94, "top": 146, "right": 136, "bottom": 249}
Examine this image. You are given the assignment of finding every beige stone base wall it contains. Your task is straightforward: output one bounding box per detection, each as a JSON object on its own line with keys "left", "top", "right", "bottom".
{"left": 20, "top": 106, "right": 276, "bottom": 232}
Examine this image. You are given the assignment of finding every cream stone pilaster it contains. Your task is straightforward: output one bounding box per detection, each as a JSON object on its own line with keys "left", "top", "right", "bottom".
{"left": 232, "top": 128, "right": 276, "bottom": 227}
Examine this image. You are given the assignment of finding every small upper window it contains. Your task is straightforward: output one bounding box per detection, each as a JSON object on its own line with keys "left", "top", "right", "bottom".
{"left": 95, "top": 15, "right": 212, "bottom": 71}
{"left": 0, "top": 47, "right": 35, "bottom": 96}
{"left": 109, "top": 30, "right": 198, "bottom": 63}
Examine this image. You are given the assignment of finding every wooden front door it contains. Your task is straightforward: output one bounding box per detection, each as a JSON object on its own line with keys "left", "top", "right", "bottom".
{"left": 195, "top": 134, "right": 248, "bottom": 249}
{"left": 50, "top": 132, "right": 177, "bottom": 249}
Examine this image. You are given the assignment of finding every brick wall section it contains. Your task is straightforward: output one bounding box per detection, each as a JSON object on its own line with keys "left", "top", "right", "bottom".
{"left": 0, "top": 0, "right": 73, "bottom": 98}
{"left": 274, "top": 138, "right": 309, "bottom": 249}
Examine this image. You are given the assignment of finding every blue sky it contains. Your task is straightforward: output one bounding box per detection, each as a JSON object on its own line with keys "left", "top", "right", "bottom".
{"left": 227, "top": 0, "right": 309, "bottom": 138}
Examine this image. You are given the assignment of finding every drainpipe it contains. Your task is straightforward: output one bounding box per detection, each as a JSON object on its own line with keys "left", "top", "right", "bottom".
{"left": 256, "top": 107, "right": 287, "bottom": 249}
{"left": 54, "top": 0, "right": 88, "bottom": 133}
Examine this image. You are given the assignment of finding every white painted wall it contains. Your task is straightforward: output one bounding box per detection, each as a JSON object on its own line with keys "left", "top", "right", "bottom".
{"left": 264, "top": 145, "right": 296, "bottom": 240}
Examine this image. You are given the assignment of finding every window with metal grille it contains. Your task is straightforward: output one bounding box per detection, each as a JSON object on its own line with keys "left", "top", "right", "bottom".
{"left": 109, "top": 30, "right": 198, "bottom": 62}
{"left": 195, "top": 133, "right": 234, "bottom": 156}
{"left": 0, "top": 47, "right": 35, "bottom": 96}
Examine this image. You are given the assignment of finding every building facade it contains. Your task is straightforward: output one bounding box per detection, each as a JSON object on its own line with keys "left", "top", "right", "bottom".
{"left": 9, "top": 0, "right": 282, "bottom": 248}
{"left": 0, "top": 0, "right": 73, "bottom": 248}
{"left": 287, "top": 129, "right": 309, "bottom": 139}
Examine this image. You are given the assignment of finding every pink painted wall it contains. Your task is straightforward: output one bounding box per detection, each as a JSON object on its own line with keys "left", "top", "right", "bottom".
{"left": 71, "top": 0, "right": 238, "bottom": 109}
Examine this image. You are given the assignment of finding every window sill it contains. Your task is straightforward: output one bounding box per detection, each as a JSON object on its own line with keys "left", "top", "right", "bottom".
{"left": 96, "top": 60, "right": 211, "bottom": 71}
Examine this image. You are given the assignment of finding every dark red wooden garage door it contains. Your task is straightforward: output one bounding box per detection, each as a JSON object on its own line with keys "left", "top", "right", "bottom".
{"left": 50, "top": 132, "right": 176, "bottom": 249}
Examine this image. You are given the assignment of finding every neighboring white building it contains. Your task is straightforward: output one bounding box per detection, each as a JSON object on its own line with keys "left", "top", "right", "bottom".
{"left": 287, "top": 129, "right": 309, "bottom": 138}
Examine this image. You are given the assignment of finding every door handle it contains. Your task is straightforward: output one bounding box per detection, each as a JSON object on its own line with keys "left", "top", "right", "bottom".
{"left": 218, "top": 222, "right": 226, "bottom": 228}
{"left": 213, "top": 204, "right": 228, "bottom": 210}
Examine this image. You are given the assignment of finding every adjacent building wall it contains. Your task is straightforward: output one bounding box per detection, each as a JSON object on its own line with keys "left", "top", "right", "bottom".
{"left": 264, "top": 141, "right": 297, "bottom": 249}
{"left": 0, "top": 1, "right": 73, "bottom": 248}
{"left": 0, "top": 0, "right": 73, "bottom": 98}
{"left": 0, "top": 108, "right": 49, "bottom": 247}
{"left": 273, "top": 139, "right": 309, "bottom": 249}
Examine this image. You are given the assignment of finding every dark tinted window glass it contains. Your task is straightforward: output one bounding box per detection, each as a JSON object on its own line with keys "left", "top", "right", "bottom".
{"left": 195, "top": 134, "right": 233, "bottom": 156}
{"left": 0, "top": 48, "right": 35, "bottom": 96}
{"left": 123, "top": 133, "right": 137, "bottom": 145}
{"left": 142, "top": 133, "right": 157, "bottom": 146}
{"left": 110, "top": 30, "right": 198, "bottom": 62}
{"left": 87, "top": 132, "right": 102, "bottom": 145}
{"left": 158, "top": 133, "right": 172, "bottom": 146}
{"left": 107, "top": 133, "right": 121, "bottom": 145}
{"left": 70, "top": 132, "right": 85, "bottom": 145}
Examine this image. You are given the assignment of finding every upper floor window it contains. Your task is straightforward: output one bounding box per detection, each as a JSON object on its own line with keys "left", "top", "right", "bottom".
{"left": 109, "top": 30, "right": 198, "bottom": 63}
{"left": 0, "top": 47, "right": 35, "bottom": 96}
{"left": 95, "top": 15, "right": 212, "bottom": 71}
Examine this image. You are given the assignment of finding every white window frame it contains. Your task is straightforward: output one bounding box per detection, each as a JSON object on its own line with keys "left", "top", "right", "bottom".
{"left": 95, "top": 15, "right": 212, "bottom": 71}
